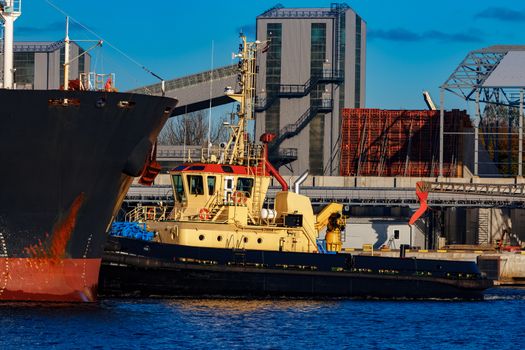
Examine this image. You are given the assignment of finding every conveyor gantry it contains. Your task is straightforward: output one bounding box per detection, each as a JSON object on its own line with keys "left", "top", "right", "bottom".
{"left": 409, "top": 181, "right": 525, "bottom": 224}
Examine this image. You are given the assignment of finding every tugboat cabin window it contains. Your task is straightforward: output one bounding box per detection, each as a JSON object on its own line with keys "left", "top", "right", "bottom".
{"left": 236, "top": 178, "right": 253, "bottom": 198}
{"left": 172, "top": 174, "right": 186, "bottom": 202}
{"left": 225, "top": 178, "right": 234, "bottom": 190}
{"left": 207, "top": 176, "right": 216, "bottom": 195}
{"left": 188, "top": 175, "right": 204, "bottom": 195}
{"left": 221, "top": 165, "right": 234, "bottom": 173}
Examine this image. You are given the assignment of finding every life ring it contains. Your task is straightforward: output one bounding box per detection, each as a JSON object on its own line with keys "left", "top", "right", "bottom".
{"left": 199, "top": 208, "right": 211, "bottom": 220}
{"left": 231, "top": 191, "right": 246, "bottom": 204}
{"left": 147, "top": 208, "right": 155, "bottom": 220}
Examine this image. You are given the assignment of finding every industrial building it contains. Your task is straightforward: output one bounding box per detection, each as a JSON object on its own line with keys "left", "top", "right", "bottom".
{"left": 254, "top": 4, "right": 366, "bottom": 175}
{"left": 133, "top": 3, "right": 367, "bottom": 176}
{"left": 0, "top": 40, "right": 90, "bottom": 89}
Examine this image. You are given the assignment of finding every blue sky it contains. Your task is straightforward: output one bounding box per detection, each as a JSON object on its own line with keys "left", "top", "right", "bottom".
{"left": 14, "top": 0, "right": 525, "bottom": 110}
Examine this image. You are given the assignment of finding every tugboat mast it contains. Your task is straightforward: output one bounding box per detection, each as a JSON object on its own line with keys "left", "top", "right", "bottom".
{"left": 0, "top": 0, "right": 22, "bottom": 89}
{"left": 224, "top": 34, "right": 260, "bottom": 165}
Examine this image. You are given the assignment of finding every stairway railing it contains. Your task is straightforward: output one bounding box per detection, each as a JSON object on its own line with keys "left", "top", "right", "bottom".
{"left": 270, "top": 99, "right": 333, "bottom": 152}
{"left": 255, "top": 70, "right": 343, "bottom": 112}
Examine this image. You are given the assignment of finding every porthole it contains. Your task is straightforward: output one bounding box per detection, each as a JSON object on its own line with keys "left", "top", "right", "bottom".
{"left": 243, "top": 237, "right": 248, "bottom": 243}
{"left": 95, "top": 97, "right": 106, "bottom": 108}
{"left": 257, "top": 238, "right": 263, "bottom": 244}
{"left": 199, "top": 234, "right": 205, "bottom": 241}
{"left": 217, "top": 235, "right": 223, "bottom": 242}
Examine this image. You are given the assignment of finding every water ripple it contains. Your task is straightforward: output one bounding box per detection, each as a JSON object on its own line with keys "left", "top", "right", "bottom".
{"left": 0, "top": 288, "right": 523, "bottom": 349}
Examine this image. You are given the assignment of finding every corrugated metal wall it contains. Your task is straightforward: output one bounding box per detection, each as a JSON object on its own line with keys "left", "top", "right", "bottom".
{"left": 340, "top": 108, "right": 470, "bottom": 177}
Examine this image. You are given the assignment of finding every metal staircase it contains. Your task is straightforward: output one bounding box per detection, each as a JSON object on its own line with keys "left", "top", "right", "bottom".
{"left": 268, "top": 148, "right": 298, "bottom": 169}
{"left": 255, "top": 70, "right": 343, "bottom": 112}
{"left": 269, "top": 99, "right": 333, "bottom": 154}
{"left": 477, "top": 209, "right": 490, "bottom": 245}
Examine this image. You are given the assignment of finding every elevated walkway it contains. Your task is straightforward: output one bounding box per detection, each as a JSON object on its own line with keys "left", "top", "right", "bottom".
{"left": 125, "top": 176, "right": 525, "bottom": 209}
{"left": 129, "top": 65, "right": 238, "bottom": 116}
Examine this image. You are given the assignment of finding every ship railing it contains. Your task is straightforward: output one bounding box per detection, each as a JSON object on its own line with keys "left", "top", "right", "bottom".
{"left": 200, "top": 143, "right": 265, "bottom": 165}
{"left": 205, "top": 193, "right": 224, "bottom": 221}
{"left": 2, "top": 0, "right": 22, "bottom": 13}
{"left": 125, "top": 205, "right": 171, "bottom": 222}
{"left": 79, "top": 72, "right": 116, "bottom": 91}
{"left": 157, "top": 146, "right": 201, "bottom": 160}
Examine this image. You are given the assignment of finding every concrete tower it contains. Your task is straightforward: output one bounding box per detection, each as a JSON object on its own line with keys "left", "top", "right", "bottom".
{"left": 255, "top": 3, "right": 366, "bottom": 175}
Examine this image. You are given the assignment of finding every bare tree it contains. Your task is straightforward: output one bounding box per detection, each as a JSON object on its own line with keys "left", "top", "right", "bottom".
{"left": 158, "top": 110, "right": 228, "bottom": 146}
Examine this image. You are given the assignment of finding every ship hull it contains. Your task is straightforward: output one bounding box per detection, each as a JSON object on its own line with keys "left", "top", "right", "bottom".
{"left": 100, "top": 237, "right": 492, "bottom": 300}
{"left": 0, "top": 89, "right": 177, "bottom": 302}
{"left": 0, "top": 258, "right": 100, "bottom": 302}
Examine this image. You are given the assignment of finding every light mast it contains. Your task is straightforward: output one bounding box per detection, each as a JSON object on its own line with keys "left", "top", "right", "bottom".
{"left": 63, "top": 16, "right": 70, "bottom": 90}
{"left": 224, "top": 34, "right": 259, "bottom": 164}
{"left": 0, "top": 0, "right": 22, "bottom": 89}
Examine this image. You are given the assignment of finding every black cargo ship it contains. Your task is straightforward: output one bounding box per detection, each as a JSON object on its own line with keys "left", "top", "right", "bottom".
{"left": 0, "top": 89, "right": 176, "bottom": 301}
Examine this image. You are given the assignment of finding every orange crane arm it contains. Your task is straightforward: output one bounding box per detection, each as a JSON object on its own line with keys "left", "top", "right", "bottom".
{"left": 409, "top": 181, "right": 429, "bottom": 225}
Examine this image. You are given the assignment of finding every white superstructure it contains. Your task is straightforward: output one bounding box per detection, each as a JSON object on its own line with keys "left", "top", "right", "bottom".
{"left": 0, "top": 0, "right": 22, "bottom": 89}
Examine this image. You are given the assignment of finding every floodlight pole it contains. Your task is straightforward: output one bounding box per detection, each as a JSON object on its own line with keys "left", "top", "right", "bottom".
{"left": 439, "top": 88, "right": 444, "bottom": 177}
{"left": 518, "top": 88, "right": 523, "bottom": 177}
{"left": 474, "top": 90, "right": 480, "bottom": 176}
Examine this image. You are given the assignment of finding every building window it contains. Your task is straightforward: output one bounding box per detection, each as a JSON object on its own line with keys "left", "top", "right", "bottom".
{"left": 354, "top": 15, "right": 362, "bottom": 108}
{"left": 309, "top": 23, "right": 326, "bottom": 175}
{"left": 265, "top": 23, "right": 282, "bottom": 136}
{"left": 338, "top": 11, "right": 346, "bottom": 112}
{"left": 59, "top": 47, "right": 65, "bottom": 86}
{"left": 394, "top": 230, "right": 400, "bottom": 239}
{"left": 13, "top": 52, "right": 35, "bottom": 87}
{"left": 78, "top": 47, "right": 85, "bottom": 74}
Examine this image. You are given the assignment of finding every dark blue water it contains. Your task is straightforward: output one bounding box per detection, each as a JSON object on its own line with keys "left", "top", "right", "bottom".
{"left": 1, "top": 288, "right": 524, "bottom": 350}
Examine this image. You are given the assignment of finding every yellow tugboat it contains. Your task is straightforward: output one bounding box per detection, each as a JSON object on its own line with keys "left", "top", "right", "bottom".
{"left": 99, "top": 35, "right": 492, "bottom": 299}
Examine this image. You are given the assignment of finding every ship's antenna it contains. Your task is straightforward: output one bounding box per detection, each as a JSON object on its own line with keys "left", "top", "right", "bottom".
{"left": 0, "top": 0, "right": 22, "bottom": 89}
{"left": 183, "top": 105, "right": 188, "bottom": 161}
{"left": 207, "top": 40, "right": 214, "bottom": 158}
{"left": 223, "top": 34, "right": 261, "bottom": 164}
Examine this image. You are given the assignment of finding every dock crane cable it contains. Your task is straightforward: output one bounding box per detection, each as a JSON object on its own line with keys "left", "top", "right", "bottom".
{"left": 45, "top": 0, "right": 166, "bottom": 95}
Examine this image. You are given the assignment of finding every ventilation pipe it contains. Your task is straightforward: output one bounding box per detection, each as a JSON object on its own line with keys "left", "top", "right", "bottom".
{"left": 293, "top": 170, "right": 309, "bottom": 194}
{"left": 260, "top": 133, "right": 288, "bottom": 191}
